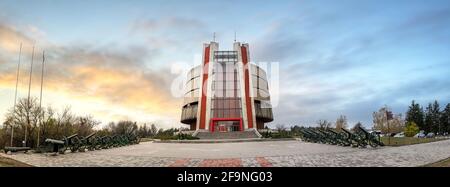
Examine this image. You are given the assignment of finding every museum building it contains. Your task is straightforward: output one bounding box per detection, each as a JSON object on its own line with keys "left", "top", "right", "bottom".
{"left": 180, "top": 41, "right": 273, "bottom": 136}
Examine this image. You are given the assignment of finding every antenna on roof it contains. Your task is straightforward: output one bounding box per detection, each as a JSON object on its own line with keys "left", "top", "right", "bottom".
{"left": 234, "top": 31, "right": 236, "bottom": 42}
{"left": 213, "top": 32, "right": 216, "bottom": 42}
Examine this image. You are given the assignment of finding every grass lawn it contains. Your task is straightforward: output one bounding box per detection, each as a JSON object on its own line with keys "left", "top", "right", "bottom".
{"left": 0, "top": 154, "right": 33, "bottom": 167}
{"left": 423, "top": 157, "right": 450, "bottom": 167}
{"left": 381, "top": 137, "right": 444, "bottom": 146}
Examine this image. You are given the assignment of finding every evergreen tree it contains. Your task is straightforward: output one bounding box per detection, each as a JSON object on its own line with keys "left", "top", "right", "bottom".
{"left": 424, "top": 103, "right": 433, "bottom": 133}
{"left": 440, "top": 103, "right": 450, "bottom": 134}
{"left": 431, "top": 100, "right": 441, "bottom": 134}
{"left": 405, "top": 100, "right": 424, "bottom": 131}
{"left": 424, "top": 101, "right": 441, "bottom": 134}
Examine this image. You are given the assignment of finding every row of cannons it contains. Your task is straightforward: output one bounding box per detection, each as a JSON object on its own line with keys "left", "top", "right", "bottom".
{"left": 38, "top": 132, "right": 141, "bottom": 154}
{"left": 298, "top": 126, "right": 384, "bottom": 148}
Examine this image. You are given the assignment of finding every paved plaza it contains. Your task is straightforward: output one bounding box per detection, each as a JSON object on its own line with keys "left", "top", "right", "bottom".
{"left": 2, "top": 139, "right": 450, "bottom": 167}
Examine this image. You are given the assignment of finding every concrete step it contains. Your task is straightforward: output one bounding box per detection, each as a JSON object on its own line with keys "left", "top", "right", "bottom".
{"left": 195, "top": 131, "right": 260, "bottom": 139}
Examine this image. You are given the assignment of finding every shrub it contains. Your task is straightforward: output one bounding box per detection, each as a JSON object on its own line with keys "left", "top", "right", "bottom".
{"left": 404, "top": 122, "right": 419, "bottom": 137}
{"left": 177, "top": 133, "right": 199, "bottom": 140}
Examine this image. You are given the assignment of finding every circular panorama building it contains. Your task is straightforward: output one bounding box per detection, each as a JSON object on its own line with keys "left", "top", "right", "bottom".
{"left": 181, "top": 41, "right": 273, "bottom": 138}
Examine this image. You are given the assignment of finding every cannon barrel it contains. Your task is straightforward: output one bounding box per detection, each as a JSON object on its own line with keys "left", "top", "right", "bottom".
{"left": 66, "top": 133, "right": 78, "bottom": 139}
{"left": 4, "top": 146, "right": 31, "bottom": 153}
{"left": 341, "top": 128, "right": 353, "bottom": 135}
{"left": 356, "top": 126, "right": 370, "bottom": 135}
{"left": 45, "top": 138, "right": 65, "bottom": 145}
{"left": 85, "top": 132, "right": 97, "bottom": 139}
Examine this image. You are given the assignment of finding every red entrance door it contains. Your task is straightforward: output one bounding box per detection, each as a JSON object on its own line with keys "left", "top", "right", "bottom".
{"left": 210, "top": 118, "right": 243, "bottom": 132}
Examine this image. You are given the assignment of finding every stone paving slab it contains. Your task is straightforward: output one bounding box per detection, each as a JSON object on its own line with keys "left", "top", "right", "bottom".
{"left": 2, "top": 139, "right": 450, "bottom": 167}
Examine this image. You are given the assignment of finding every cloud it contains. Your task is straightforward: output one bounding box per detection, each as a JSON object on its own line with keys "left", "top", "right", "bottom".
{"left": 0, "top": 22, "right": 183, "bottom": 128}
{"left": 129, "top": 16, "right": 210, "bottom": 52}
{"left": 254, "top": 5, "right": 450, "bottom": 128}
{"left": 0, "top": 24, "right": 35, "bottom": 54}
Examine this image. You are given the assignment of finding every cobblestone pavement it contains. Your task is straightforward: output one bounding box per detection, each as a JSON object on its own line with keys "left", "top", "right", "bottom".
{"left": 2, "top": 139, "right": 450, "bottom": 167}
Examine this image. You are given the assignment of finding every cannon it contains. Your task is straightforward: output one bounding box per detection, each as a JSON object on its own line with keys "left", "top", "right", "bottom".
{"left": 101, "top": 136, "right": 114, "bottom": 148}
{"left": 128, "top": 134, "right": 140, "bottom": 144}
{"left": 300, "top": 128, "right": 320, "bottom": 143}
{"left": 355, "top": 126, "right": 384, "bottom": 147}
{"left": 78, "top": 132, "right": 98, "bottom": 151}
{"left": 40, "top": 133, "right": 80, "bottom": 154}
{"left": 301, "top": 128, "right": 328, "bottom": 144}
{"left": 33, "top": 131, "right": 140, "bottom": 155}
{"left": 3, "top": 146, "right": 31, "bottom": 153}
{"left": 326, "top": 129, "right": 351, "bottom": 146}
{"left": 298, "top": 128, "right": 315, "bottom": 142}
{"left": 62, "top": 134, "right": 83, "bottom": 153}
{"left": 43, "top": 139, "right": 66, "bottom": 154}
{"left": 341, "top": 128, "right": 368, "bottom": 148}
{"left": 318, "top": 129, "right": 338, "bottom": 145}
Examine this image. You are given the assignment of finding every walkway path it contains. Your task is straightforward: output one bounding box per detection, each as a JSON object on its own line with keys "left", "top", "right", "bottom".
{"left": 2, "top": 139, "right": 450, "bottom": 167}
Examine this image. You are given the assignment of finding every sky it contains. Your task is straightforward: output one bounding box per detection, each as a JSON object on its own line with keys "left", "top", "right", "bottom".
{"left": 0, "top": 0, "right": 449, "bottom": 129}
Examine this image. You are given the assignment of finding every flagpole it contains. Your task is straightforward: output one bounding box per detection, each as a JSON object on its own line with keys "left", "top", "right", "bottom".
{"left": 11, "top": 43, "right": 22, "bottom": 147}
{"left": 37, "top": 50, "right": 45, "bottom": 148}
{"left": 25, "top": 45, "right": 35, "bottom": 147}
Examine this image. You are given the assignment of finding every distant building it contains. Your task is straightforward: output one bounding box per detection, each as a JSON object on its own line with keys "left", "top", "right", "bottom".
{"left": 180, "top": 41, "right": 273, "bottom": 133}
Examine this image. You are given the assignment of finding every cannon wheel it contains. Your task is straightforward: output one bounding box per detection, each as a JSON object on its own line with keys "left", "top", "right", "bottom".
{"left": 369, "top": 132, "right": 383, "bottom": 147}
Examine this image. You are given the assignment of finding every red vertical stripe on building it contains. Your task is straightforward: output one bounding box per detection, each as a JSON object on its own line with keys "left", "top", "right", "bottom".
{"left": 241, "top": 46, "right": 254, "bottom": 129}
{"left": 199, "top": 46, "right": 210, "bottom": 129}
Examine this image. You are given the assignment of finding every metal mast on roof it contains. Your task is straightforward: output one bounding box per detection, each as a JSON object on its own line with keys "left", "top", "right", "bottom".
{"left": 25, "top": 45, "right": 35, "bottom": 147}
{"left": 11, "top": 43, "right": 22, "bottom": 146}
{"left": 234, "top": 31, "right": 236, "bottom": 42}
{"left": 37, "top": 50, "right": 45, "bottom": 148}
{"left": 213, "top": 32, "right": 216, "bottom": 42}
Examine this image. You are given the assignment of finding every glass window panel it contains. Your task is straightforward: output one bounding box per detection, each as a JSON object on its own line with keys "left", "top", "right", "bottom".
{"left": 224, "top": 110, "right": 230, "bottom": 118}
{"left": 258, "top": 69, "right": 267, "bottom": 78}
{"left": 193, "top": 89, "right": 199, "bottom": 97}
{"left": 225, "top": 64, "right": 235, "bottom": 72}
{"left": 214, "top": 81, "right": 223, "bottom": 89}
{"left": 252, "top": 75, "right": 258, "bottom": 86}
{"left": 234, "top": 81, "right": 240, "bottom": 89}
{"left": 225, "top": 81, "right": 235, "bottom": 90}
{"left": 225, "top": 90, "right": 234, "bottom": 98}
{"left": 225, "top": 73, "right": 234, "bottom": 80}
{"left": 194, "top": 67, "right": 201, "bottom": 77}
{"left": 234, "top": 110, "right": 240, "bottom": 118}
{"left": 214, "top": 99, "right": 219, "bottom": 109}
{"left": 231, "top": 99, "right": 236, "bottom": 108}
{"left": 258, "top": 89, "right": 270, "bottom": 98}
{"left": 250, "top": 65, "right": 257, "bottom": 75}
{"left": 252, "top": 88, "right": 258, "bottom": 97}
{"left": 258, "top": 78, "right": 268, "bottom": 90}
{"left": 218, "top": 101, "right": 223, "bottom": 109}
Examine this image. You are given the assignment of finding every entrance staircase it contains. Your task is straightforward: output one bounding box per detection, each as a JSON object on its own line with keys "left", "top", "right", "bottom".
{"left": 194, "top": 130, "right": 261, "bottom": 139}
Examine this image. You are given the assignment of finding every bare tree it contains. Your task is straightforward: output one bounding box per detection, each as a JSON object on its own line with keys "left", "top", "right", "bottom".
{"left": 373, "top": 106, "right": 404, "bottom": 134}
{"left": 2, "top": 97, "right": 99, "bottom": 147}
{"left": 150, "top": 124, "right": 158, "bottom": 137}
{"left": 276, "top": 124, "right": 286, "bottom": 132}
{"left": 335, "top": 115, "right": 348, "bottom": 132}
{"left": 317, "top": 120, "right": 333, "bottom": 130}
